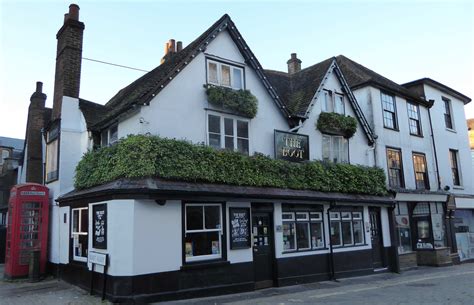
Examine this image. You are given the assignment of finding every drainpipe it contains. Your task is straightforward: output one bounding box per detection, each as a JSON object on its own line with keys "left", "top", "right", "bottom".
{"left": 327, "top": 202, "right": 337, "bottom": 281}
{"left": 427, "top": 100, "right": 441, "bottom": 190}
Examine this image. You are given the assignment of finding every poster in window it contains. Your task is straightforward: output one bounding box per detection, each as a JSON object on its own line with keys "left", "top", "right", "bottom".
{"left": 229, "top": 208, "right": 251, "bottom": 249}
{"left": 92, "top": 204, "right": 107, "bottom": 249}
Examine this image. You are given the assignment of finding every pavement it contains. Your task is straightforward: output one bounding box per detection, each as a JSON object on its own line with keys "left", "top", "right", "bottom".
{"left": 1, "top": 263, "right": 473, "bottom": 305}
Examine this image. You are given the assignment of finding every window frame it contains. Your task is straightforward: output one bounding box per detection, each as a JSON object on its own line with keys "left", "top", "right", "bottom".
{"left": 381, "top": 92, "right": 398, "bottom": 130}
{"left": 322, "top": 90, "right": 345, "bottom": 115}
{"left": 406, "top": 102, "right": 422, "bottom": 136}
{"left": 386, "top": 147, "right": 405, "bottom": 188}
{"left": 329, "top": 210, "right": 365, "bottom": 248}
{"left": 101, "top": 124, "right": 119, "bottom": 147}
{"left": 412, "top": 152, "right": 429, "bottom": 190}
{"left": 183, "top": 202, "right": 225, "bottom": 264}
{"left": 71, "top": 207, "right": 89, "bottom": 263}
{"left": 207, "top": 112, "right": 250, "bottom": 155}
{"left": 45, "top": 123, "right": 60, "bottom": 183}
{"left": 206, "top": 58, "right": 245, "bottom": 90}
{"left": 449, "top": 149, "right": 461, "bottom": 186}
{"left": 282, "top": 206, "right": 325, "bottom": 253}
{"left": 443, "top": 97, "right": 454, "bottom": 130}
{"left": 322, "top": 135, "right": 349, "bottom": 164}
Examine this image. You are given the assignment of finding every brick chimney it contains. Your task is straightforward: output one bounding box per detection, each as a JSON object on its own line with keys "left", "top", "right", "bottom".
{"left": 52, "top": 4, "right": 85, "bottom": 120}
{"left": 287, "top": 53, "right": 302, "bottom": 75}
{"left": 161, "top": 39, "right": 182, "bottom": 64}
{"left": 25, "top": 82, "right": 47, "bottom": 183}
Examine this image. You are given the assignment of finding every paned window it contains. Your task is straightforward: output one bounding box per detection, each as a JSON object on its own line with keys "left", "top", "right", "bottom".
{"left": 449, "top": 149, "right": 461, "bottom": 186}
{"left": 184, "top": 203, "right": 222, "bottom": 262}
{"left": 330, "top": 210, "right": 364, "bottom": 247}
{"left": 71, "top": 207, "right": 88, "bottom": 262}
{"left": 322, "top": 135, "right": 348, "bottom": 163}
{"left": 413, "top": 153, "right": 429, "bottom": 190}
{"left": 386, "top": 148, "right": 404, "bottom": 188}
{"left": 407, "top": 102, "right": 422, "bottom": 136}
{"left": 101, "top": 124, "right": 118, "bottom": 147}
{"left": 322, "top": 90, "right": 345, "bottom": 114}
{"left": 208, "top": 114, "right": 249, "bottom": 155}
{"left": 282, "top": 207, "right": 324, "bottom": 252}
{"left": 381, "top": 93, "right": 397, "bottom": 129}
{"left": 443, "top": 98, "right": 453, "bottom": 129}
{"left": 46, "top": 124, "right": 59, "bottom": 182}
{"left": 207, "top": 60, "right": 244, "bottom": 90}
{"left": 394, "top": 202, "right": 412, "bottom": 254}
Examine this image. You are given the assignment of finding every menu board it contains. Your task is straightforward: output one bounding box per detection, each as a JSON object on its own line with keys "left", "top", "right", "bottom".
{"left": 229, "top": 208, "right": 251, "bottom": 249}
{"left": 92, "top": 204, "right": 107, "bottom": 249}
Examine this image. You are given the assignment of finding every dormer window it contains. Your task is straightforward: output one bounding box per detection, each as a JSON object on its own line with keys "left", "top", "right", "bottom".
{"left": 101, "top": 124, "right": 118, "bottom": 147}
{"left": 322, "top": 90, "right": 345, "bottom": 114}
{"left": 207, "top": 59, "right": 243, "bottom": 90}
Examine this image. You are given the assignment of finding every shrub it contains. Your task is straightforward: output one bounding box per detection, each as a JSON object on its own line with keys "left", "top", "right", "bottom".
{"left": 316, "top": 112, "right": 357, "bottom": 138}
{"left": 75, "top": 135, "right": 387, "bottom": 196}
{"left": 205, "top": 85, "right": 258, "bottom": 118}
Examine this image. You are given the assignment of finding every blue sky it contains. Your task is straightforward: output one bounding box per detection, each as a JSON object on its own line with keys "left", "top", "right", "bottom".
{"left": 1, "top": 0, "right": 473, "bottom": 139}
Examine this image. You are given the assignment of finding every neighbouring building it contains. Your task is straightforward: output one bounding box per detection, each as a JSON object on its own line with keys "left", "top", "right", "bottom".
{"left": 0, "top": 136, "right": 24, "bottom": 263}
{"left": 15, "top": 4, "right": 473, "bottom": 303}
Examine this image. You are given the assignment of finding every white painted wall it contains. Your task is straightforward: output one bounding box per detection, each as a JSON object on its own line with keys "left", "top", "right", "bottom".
{"left": 354, "top": 86, "right": 438, "bottom": 191}
{"left": 58, "top": 206, "right": 70, "bottom": 264}
{"left": 298, "top": 65, "right": 374, "bottom": 166}
{"left": 380, "top": 207, "right": 391, "bottom": 247}
{"left": 116, "top": 30, "right": 289, "bottom": 157}
{"left": 423, "top": 85, "right": 473, "bottom": 197}
{"left": 132, "top": 200, "right": 182, "bottom": 275}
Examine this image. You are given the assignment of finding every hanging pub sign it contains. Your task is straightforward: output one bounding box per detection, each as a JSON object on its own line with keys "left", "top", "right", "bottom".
{"left": 274, "top": 130, "right": 309, "bottom": 162}
{"left": 229, "top": 208, "right": 251, "bottom": 249}
{"left": 92, "top": 204, "right": 107, "bottom": 249}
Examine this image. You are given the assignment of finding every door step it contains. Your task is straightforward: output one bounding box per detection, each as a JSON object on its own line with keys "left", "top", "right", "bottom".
{"left": 373, "top": 267, "right": 389, "bottom": 272}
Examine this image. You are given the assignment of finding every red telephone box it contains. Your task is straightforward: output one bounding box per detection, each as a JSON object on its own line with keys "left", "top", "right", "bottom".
{"left": 4, "top": 183, "right": 49, "bottom": 279}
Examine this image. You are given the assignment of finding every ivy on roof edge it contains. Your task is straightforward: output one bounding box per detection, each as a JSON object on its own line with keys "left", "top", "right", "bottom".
{"left": 74, "top": 135, "right": 387, "bottom": 196}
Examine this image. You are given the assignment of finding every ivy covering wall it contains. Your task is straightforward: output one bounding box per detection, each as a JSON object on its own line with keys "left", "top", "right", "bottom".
{"left": 75, "top": 135, "right": 387, "bottom": 196}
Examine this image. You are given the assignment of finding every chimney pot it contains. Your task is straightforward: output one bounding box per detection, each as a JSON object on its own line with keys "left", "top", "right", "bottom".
{"left": 287, "top": 53, "right": 302, "bottom": 75}
{"left": 68, "top": 4, "right": 80, "bottom": 21}
{"left": 36, "top": 82, "right": 43, "bottom": 93}
{"left": 169, "top": 39, "right": 176, "bottom": 53}
{"left": 64, "top": 13, "right": 69, "bottom": 23}
{"left": 177, "top": 41, "right": 183, "bottom": 52}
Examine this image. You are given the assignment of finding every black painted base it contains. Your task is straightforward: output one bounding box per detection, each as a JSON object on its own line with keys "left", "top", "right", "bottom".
{"left": 53, "top": 248, "right": 396, "bottom": 303}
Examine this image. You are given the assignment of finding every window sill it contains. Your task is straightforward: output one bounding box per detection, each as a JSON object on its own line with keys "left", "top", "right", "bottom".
{"left": 283, "top": 248, "right": 328, "bottom": 254}
{"left": 453, "top": 186, "right": 464, "bottom": 190}
{"left": 409, "top": 133, "right": 424, "bottom": 138}
{"left": 332, "top": 243, "right": 368, "bottom": 249}
{"left": 445, "top": 128, "right": 456, "bottom": 133}
{"left": 383, "top": 126, "right": 399, "bottom": 132}
{"left": 180, "top": 259, "right": 230, "bottom": 271}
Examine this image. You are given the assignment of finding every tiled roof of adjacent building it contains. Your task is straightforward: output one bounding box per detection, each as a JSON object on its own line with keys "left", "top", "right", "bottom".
{"left": 0, "top": 137, "right": 24, "bottom": 151}
{"left": 402, "top": 77, "right": 471, "bottom": 104}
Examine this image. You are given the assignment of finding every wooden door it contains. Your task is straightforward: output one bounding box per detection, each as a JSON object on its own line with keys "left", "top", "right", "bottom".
{"left": 252, "top": 211, "right": 274, "bottom": 289}
{"left": 369, "top": 207, "right": 385, "bottom": 269}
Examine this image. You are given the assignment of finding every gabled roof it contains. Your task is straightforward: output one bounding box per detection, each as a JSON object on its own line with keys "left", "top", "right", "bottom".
{"left": 335, "top": 55, "right": 430, "bottom": 106}
{"left": 402, "top": 77, "right": 471, "bottom": 104}
{"left": 92, "top": 14, "right": 291, "bottom": 129}
{"left": 265, "top": 57, "right": 375, "bottom": 144}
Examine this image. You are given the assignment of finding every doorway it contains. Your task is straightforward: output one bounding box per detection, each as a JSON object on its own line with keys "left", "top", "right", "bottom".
{"left": 252, "top": 207, "right": 275, "bottom": 289}
{"left": 369, "top": 207, "right": 385, "bottom": 269}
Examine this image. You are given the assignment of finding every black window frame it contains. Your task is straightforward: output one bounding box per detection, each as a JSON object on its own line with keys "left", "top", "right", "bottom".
{"left": 282, "top": 204, "right": 325, "bottom": 253}
{"left": 45, "top": 121, "right": 60, "bottom": 183}
{"left": 449, "top": 149, "right": 461, "bottom": 186}
{"left": 412, "top": 152, "right": 429, "bottom": 190}
{"left": 443, "top": 97, "right": 454, "bottom": 130}
{"left": 386, "top": 147, "right": 405, "bottom": 188}
{"left": 407, "top": 102, "right": 422, "bottom": 136}
{"left": 381, "top": 92, "right": 398, "bottom": 130}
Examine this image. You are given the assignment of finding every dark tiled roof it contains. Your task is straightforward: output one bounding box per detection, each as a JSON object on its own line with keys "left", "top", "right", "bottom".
{"left": 265, "top": 57, "right": 333, "bottom": 116}
{"left": 402, "top": 77, "right": 471, "bottom": 104}
{"left": 335, "top": 55, "right": 429, "bottom": 106}
{"left": 78, "top": 99, "right": 107, "bottom": 127}
{"left": 0, "top": 137, "right": 24, "bottom": 150}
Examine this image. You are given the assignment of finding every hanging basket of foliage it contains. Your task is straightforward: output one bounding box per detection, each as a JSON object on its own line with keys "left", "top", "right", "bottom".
{"left": 316, "top": 112, "right": 357, "bottom": 138}
{"left": 204, "top": 84, "right": 258, "bottom": 118}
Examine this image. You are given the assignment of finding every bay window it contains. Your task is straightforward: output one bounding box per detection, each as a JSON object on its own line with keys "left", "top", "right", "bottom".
{"left": 330, "top": 210, "right": 364, "bottom": 247}
{"left": 184, "top": 203, "right": 223, "bottom": 262}
{"left": 207, "top": 59, "right": 244, "bottom": 90}
{"left": 282, "top": 206, "right": 324, "bottom": 252}
{"left": 208, "top": 114, "right": 249, "bottom": 155}
{"left": 71, "top": 207, "right": 88, "bottom": 262}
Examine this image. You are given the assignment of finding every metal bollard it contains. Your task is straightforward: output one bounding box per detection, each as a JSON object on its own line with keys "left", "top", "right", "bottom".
{"left": 28, "top": 250, "right": 40, "bottom": 282}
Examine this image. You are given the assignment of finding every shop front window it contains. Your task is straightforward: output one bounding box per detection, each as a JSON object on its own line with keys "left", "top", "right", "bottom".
{"left": 394, "top": 202, "right": 412, "bottom": 254}
{"left": 282, "top": 206, "right": 324, "bottom": 252}
{"left": 184, "top": 203, "right": 223, "bottom": 262}
{"left": 330, "top": 210, "right": 364, "bottom": 247}
{"left": 71, "top": 207, "right": 88, "bottom": 262}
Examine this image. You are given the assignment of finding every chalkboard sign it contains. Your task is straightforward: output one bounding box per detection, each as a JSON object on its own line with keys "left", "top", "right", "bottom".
{"left": 92, "top": 204, "right": 107, "bottom": 249}
{"left": 229, "top": 208, "right": 251, "bottom": 249}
